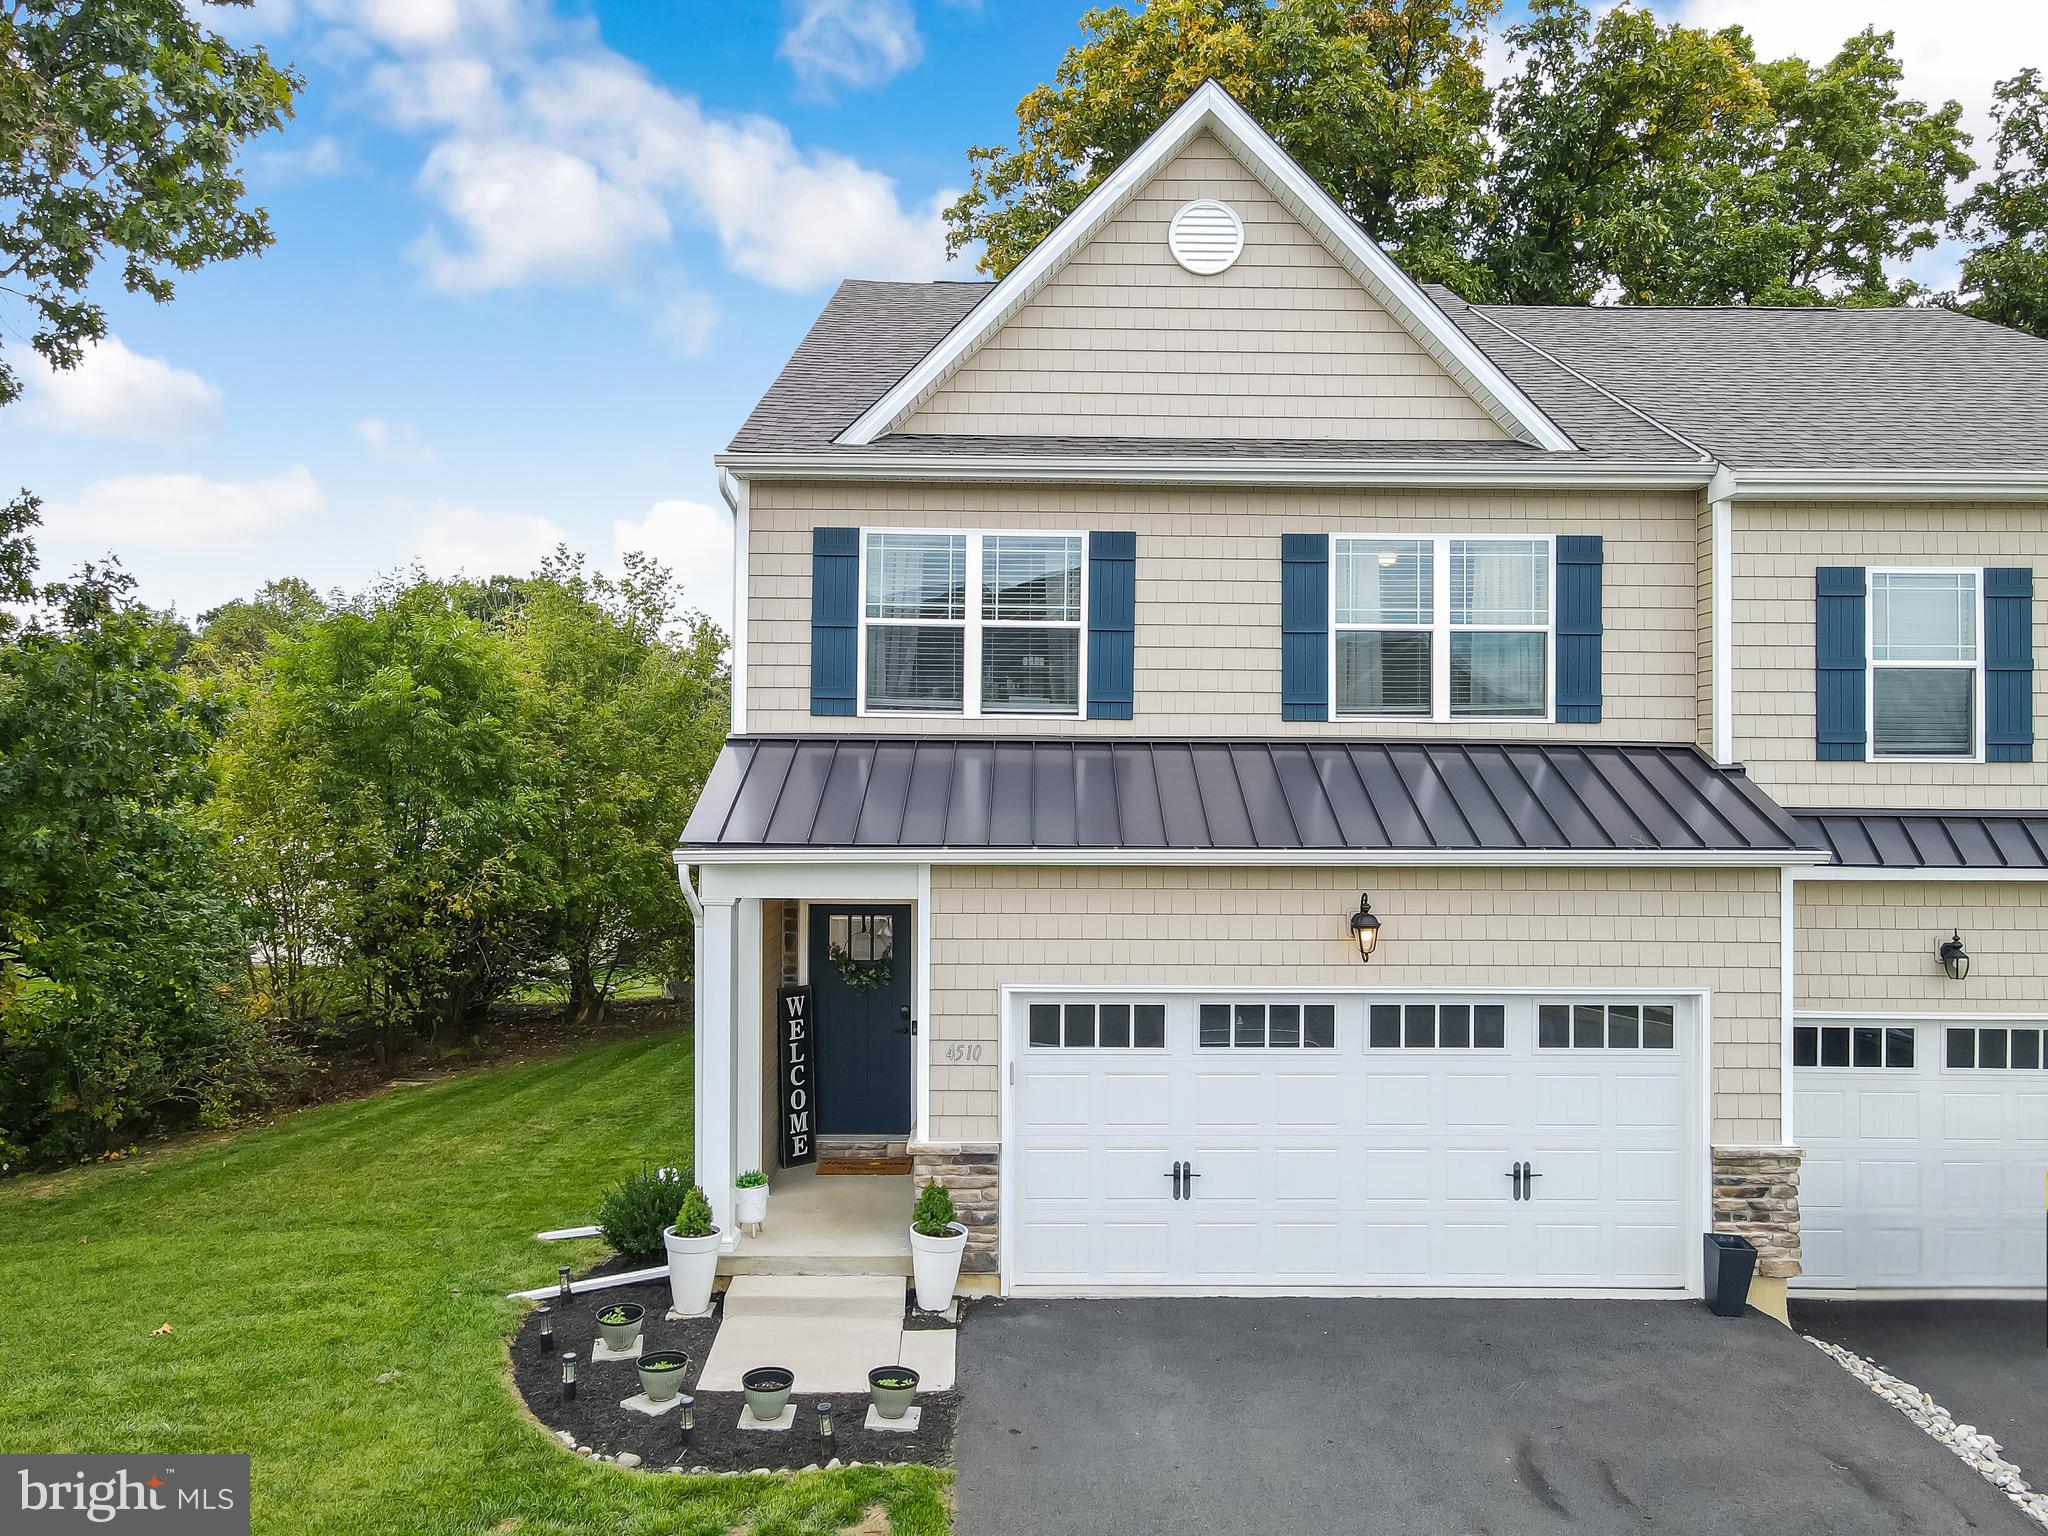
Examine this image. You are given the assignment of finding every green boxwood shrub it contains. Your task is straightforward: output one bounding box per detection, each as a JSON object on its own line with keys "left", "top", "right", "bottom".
{"left": 596, "top": 1164, "right": 683, "bottom": 1261}
{"left": 674, "top": 1184, "right": 715, "bottom": 1238}
{"left": 911, "top": 1179, "right": 957, "bottom": 1238}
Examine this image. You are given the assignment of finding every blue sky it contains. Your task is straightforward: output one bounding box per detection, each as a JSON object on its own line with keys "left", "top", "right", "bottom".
{"left": 8, "top": 0, "right": 2033, "bottom": 631}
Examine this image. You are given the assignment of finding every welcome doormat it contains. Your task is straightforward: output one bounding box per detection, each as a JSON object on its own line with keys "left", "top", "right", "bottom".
{"left": 814, "top": 1157, "right": 913, "bottom": 1176}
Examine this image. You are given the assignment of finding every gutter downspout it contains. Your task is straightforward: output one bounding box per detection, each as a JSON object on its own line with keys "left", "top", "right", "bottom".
{"left": 1709, "top": 465, "right": 1737, "bottom": 764}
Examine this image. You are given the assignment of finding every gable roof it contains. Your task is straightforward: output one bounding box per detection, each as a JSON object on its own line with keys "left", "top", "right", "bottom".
{"left": 833, "top": 81, "right": 1575, "bottom": 454}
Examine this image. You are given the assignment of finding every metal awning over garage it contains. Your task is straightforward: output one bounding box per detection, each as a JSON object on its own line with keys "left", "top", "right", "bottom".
{"left": 1793, "top": 810, "right": 2048, "bottom": 870}
{"left": 683, "top": 737, "right": 1817, "bottom": 859}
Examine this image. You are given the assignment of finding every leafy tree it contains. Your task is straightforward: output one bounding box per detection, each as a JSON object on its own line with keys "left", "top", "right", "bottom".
{"left": 0, "top": 0, "right": 299, "bottom": 405}
{"left": 0, "top": 507, "right": 259, "bottom": 1164}
{"left": 256, "top": 580, "right": 542, "bottom": 1063}
{"left": 944, "top": 0, "right": 1501, "bottom": 288}
{"left": 504, "top": 551, "right": 728, "bottom": 1023}
{"left": 1484, "top": 0, "right": 1771, "bottom": 304}
{"left": 184, "top": 578, "right": 327, "bottom": 681}
{"left": 1949, "top": 69, "right": 2048, "bottom": 338}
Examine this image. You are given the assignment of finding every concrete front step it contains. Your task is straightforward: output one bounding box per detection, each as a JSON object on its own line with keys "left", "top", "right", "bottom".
{"left": 700, "top": 1273, "right": 918, "bottom": 1394}
{"left": 720, "top": 1250, "right": 914, "bottom": 1278}
{"left": 721, "top": 1274, "right": 904, "bottom": 1319}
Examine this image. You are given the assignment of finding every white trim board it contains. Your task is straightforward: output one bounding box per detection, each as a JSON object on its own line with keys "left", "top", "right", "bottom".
{"left": 835, "top": 80, "right": 1575, "bottom": 455}
{"left": 714, "top": 453, "right": 1707, "bottom": 488}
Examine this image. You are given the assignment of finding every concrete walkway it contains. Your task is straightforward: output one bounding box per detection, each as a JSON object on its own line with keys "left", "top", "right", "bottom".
{"left": 956, "top": 1298, "right": 2031, "bottom": 1536}
{"left": 699, "top": 1275, "right": 954, "bottom": 1394}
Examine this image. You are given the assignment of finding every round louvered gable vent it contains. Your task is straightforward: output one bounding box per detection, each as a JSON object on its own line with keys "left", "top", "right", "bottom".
{"left": 1168, "top": 199, "right": 1244, "bottom": 274}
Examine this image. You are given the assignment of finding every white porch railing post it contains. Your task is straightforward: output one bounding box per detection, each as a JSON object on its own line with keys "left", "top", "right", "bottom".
{"left": 696, "top": 896, "right": 739, "bottom": 1244}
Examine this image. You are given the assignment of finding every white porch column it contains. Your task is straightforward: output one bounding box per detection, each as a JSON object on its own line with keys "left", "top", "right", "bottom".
{"left": 695, "top": 895, "right": 739, "bottom": 1244}
{"left": 735, "top": 897, "right": 765, "bottom": 1181}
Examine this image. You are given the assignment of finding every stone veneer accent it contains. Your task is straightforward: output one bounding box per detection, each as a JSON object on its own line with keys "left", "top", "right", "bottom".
{"left": 912, "top": 1143, "right": 999, "bottom": 1274}
{"left": 1711, "top": 1144, "right": 1803, "bottom": 1279}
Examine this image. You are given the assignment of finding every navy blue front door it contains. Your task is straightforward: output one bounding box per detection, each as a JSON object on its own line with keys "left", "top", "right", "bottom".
{"left": 809, "top": 905, "right": 913, "bottom": 1135}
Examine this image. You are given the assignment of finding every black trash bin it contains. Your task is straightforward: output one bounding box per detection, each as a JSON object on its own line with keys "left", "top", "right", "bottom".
{"left": 1702, "top": 1232, "right": 1757, "bottom": 1316}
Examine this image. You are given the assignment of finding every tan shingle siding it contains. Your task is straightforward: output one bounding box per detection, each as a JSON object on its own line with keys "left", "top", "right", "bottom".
{"left": 927, "top": 865, "right": 1784, "bottom": 1145}
{"left": 901, "top": 133, "right": 1508, "bottom": 442}
{"left": 1731, "top": 501, "right": 2048, "bottom": 806}
{"left": 747, "top": 482, "right": 1700, "bottom": 738}
{"left": 1795, "top": 879, "right": 2048, "bottom": 1009}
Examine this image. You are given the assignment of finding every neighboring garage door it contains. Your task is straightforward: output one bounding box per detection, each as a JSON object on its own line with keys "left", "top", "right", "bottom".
{"left": 1796, "top": 1019, "right": 2048, "bottom": 1291}
{"left": 1007, "top": 993, "right": 1696, "bottom": 1291}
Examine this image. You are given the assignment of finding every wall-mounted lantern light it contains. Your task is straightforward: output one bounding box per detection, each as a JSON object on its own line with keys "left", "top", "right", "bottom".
{"left": 1350, "top": 893, "right": 1381, "bottom": 963}
{"left": 1939, "top": 930, "right": 1970, "bottom": 982}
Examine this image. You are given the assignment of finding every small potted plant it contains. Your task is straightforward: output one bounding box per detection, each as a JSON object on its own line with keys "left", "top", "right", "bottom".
{"left": 908, "top": 1179, "right": 968, "bottom": 1313}
{"left": 735, "top": 1169, "right": 770, "bottom": 1228}
{"left": 636, "top": 1349, "right": 688, "bottom": 1402}
{"left": 663, "top": 1185, "right": 720, "bottom": 1316}
{"left": 867, "top": 1365, "right": 920, "bottom": 1421}
{"left": 741, "top": 1365, "right": 794, "bottom": 1421}
{"left": 594, "top": 1301, "right": 645, "bottom": 1352}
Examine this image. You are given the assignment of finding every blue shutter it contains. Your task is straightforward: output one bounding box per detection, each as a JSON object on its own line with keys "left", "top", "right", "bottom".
{"left": 1087, "top": 531, "right": 1135, "bottom": 720}
{"left": 1986, "top": 566, "right": 2034, "bottom": 762}
{"left": 1554, "top": 535, "right": 1603, "bottom": 723}
{"left": 1281, "top": 533, "right": 1330, "bottom": 721}
{"left": 810, "top": 527, "right": 859, "bottom": 717}
{"left": 1815, "top": 567, "right": 1867, "bottom": 761}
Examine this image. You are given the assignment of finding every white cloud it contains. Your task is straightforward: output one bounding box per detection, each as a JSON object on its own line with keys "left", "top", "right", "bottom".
{"left": 333, "top": 8, "right": 952, "bottom": 294}
{"left": 311, "top": 0, "right": 531, "bottom": 54}
{"left": 45, "top": 466, "right": 321, "bottom": 549}
{"left": 655, "top": 289, "right": 720, "bottom": 356}
{"left": 780, "top": 0, "right": 923, "bottom": 93}
{"left": 413, "top": 503, "right": 569, "bottom": 579}
{"left": 357, "top": 418, "right": 436, "bottom": 462}
{"left": 410, "top": 137, "right": 670, "bottom": 291}
{"left": 21, "top": 336, "right": 221, "bottom": 439}
{"left": 250, "top": 132, "right": 352, "bottom": 181}
{"left": 614, "top": 499, "right": 732, "bottom": 629}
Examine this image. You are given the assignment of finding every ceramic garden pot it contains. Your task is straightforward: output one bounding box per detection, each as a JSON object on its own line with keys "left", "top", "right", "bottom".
{"left": 594, "top": 1301, "right": 644, "bottom": 1352}
{"left": 663, "top": 1224, "right": 721, "bottom": 1316}
{"left": 735, "top": 1183, "right": 770, "bottom": 1226}
{"left": 867, "top": 1365, "right": 920, "bottom": 1421}
{"left": 636, "top": 1350, "right": 688, "bottom": 1402}
{"left": 908, "top": 1222, "right": 968, "bottom": 1312}
{"left": 741, "top": 1366, "right": 794, "bottom": 1421}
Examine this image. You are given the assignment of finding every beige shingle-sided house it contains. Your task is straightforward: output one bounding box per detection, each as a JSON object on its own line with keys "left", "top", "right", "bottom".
{"left": 678, "top": 82, "right": 2048, "bottom": 1318}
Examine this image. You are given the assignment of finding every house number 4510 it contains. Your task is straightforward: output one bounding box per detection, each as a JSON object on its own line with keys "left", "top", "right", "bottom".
{"left": 942, "top": 1043, "right": 984, "bottom": 1064}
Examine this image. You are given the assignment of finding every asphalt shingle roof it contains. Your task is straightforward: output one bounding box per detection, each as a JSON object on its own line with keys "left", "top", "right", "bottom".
{"left": 725, "top": 276, "right": 2048, "bottom": 471}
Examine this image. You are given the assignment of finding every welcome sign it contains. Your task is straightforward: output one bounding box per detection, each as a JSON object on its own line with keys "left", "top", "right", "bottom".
{"left": 776, "top": 986, "right": 817, "bottom": 1168}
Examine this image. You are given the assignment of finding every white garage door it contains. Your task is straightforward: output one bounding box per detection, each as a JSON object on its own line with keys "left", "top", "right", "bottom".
{"left": 1007, "top": 993, "right": 1696, "bottom": 1292}
{"left": 1796, "top": 1019, "right": 2048, "bottom": 1291}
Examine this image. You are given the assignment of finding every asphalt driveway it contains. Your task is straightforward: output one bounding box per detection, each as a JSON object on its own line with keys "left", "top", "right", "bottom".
{"left": 956, "top": 1298, "right": 2030, "bottom": 1536}
{"left": 1793, "top": 1299, "right": 2047, "bottom": 1478}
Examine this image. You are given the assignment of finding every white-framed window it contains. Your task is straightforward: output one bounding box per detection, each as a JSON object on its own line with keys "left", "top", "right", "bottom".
{"left": 1795, "top": 1024, "right": 1916, "bottom": 1069}
{"left": 859, "top": 529, "right": 1086, "bottom": 717}
{"left": 1367, "top": 1001, "right": 1506, "bottom": 1049}
{"left": 1332, "top": 535, "right": 1551, "bottom": 721}
{"left": 1028, "top": 1001, "right": 1167, "bottom": 1049}
{"left": 1868, "top": 569, "right": 1983, "bottom": 760}
{"left": 1537, "top": 1002, "right": 1676, "bottom": 1050}
{"left": 1198, "top": 1001, "right": 1336, "bottom": 1049}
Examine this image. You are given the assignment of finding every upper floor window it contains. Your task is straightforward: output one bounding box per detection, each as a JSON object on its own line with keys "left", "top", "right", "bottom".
{"left": 862, "top": 530, "right": 1083, "bottom": 716}
{"left": 1870, "top": 569, "right": 1980, "bottom": 759}
{"left": 1334, "top": 536, "right": 1550, "bottom": 721}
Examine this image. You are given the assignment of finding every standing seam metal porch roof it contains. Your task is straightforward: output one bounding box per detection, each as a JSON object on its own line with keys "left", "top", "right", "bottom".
{"left": 682, "top": 737, "right": 1815, "bottom": 857}
{"left": 1792, "top": 811, "right": 2048, "bottom": 871}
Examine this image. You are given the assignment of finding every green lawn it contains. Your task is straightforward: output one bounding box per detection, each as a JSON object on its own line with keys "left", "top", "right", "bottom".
{"left": 0, "top": 1036, "right": 950, "bottom": 1535}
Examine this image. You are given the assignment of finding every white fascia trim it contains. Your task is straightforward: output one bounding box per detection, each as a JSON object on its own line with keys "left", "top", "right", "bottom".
{"left": 1796, "top": 1008, "right": 2048, "bottom": 1022}
{"left": 1724, "top": 468, "right": 2048, "bottom": 502}
{"left": 1792, "top": 865, "right": 2048, "bottom": 883}
{"left": 714, "top": 451, "right": 1711, "bottom": 491}
{"left": 835, "top": 80, "right": 1576, "bottom": 454}
{"left": 687, "top": 846, "right": 1831, "bottom": 870}
{"left": 722, "top": 472, "right": 748, "bottom": 734}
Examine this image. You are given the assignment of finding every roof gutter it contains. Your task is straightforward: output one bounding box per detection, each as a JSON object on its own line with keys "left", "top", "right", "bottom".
{"left": 1719, "top": 468, "right": 2048, "bottom": 501}
{"left": 712, "top": 451, "right": 1717, "bottom": 491}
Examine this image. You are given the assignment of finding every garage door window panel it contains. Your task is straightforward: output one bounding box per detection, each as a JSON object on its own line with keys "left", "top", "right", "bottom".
{"left": 1369, "top": 1002, "right": 1504, "bottom": 1049}
{"left": 1028, "top": 1000, "right": 1165, "bottom": 1049}
{"left": 1948, "top": 1026, "right": 2048, "bottom": 1069}
{"left": 1202, "top": 1001, "right": 1334, "bottom": 1049}
{"left": 1540, "top": 1002, "right": 1675, "bottom": 1049}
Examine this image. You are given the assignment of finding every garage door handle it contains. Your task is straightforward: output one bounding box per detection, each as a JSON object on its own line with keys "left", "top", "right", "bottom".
{"left": 1183, "top": 1163, "right": 1199, "bottom": 1198}
{"left": 1507, "top": 1161, "right": 1524, "bottom": 1200}
{"left": 1525, "top": 1166, "right": 1542, "bottom": 1201}
{"left": 1165, "top": 1161, "right": 1183, "bottom": 1200}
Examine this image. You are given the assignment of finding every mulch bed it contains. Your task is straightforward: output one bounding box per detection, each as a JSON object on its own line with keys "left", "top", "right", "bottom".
{"left": 509, "top": 1278, "right": 958, "bottom": 1473}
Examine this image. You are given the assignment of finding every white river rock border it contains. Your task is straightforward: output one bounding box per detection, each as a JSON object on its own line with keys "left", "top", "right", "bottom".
{"left": 1806, "top": 1335, "right": 2048, "bottom": 1529}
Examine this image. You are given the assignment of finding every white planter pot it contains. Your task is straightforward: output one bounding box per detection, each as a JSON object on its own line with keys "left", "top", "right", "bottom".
{"left": 662, "top": 1224, "right": 722, "bottom": 1315}
{"left": 908, "top": 1222, "right": 968, "bottom": 1312}
{"left": 735, "top": 1184, "right": 769, "bottom": 1227}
